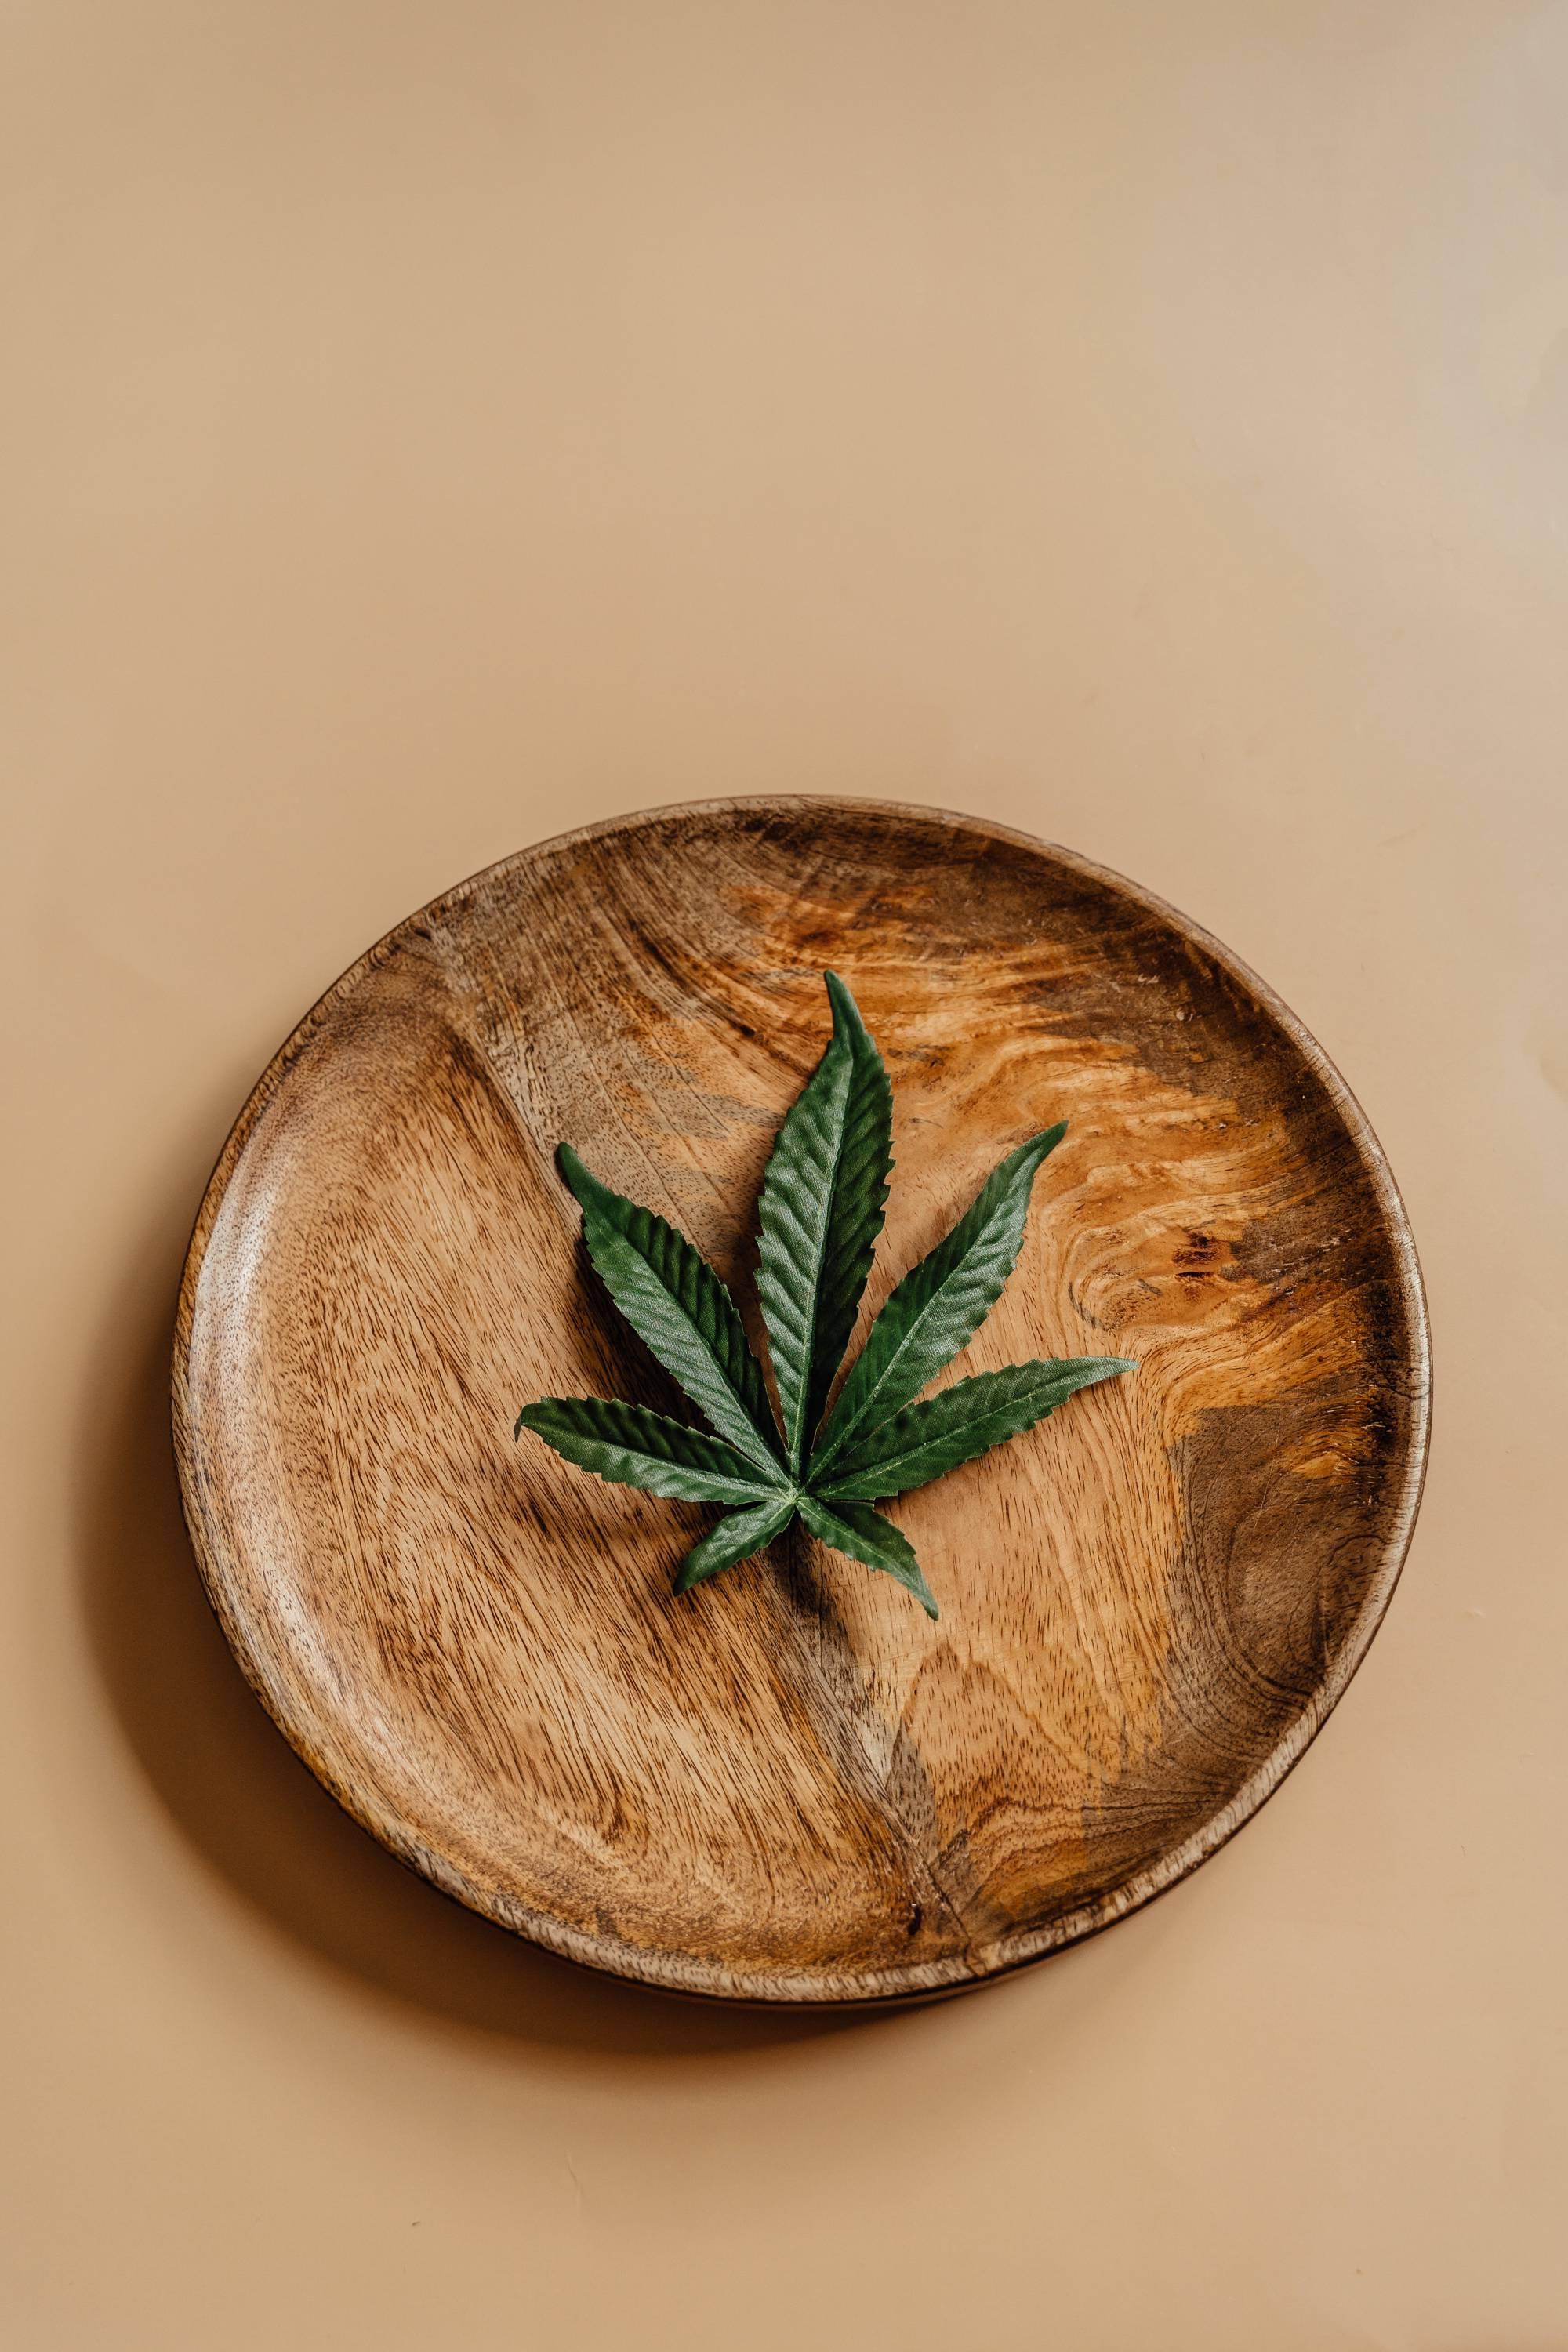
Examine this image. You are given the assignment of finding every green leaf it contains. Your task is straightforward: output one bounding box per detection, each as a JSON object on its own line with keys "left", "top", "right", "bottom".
{"left": 673, "top": 1494, "right": 797, "bottom": 1592}
{"left": 797, "top": 1494, "right": 938, "bottom": 1620}
{"left": 810, "top": 1123, "right": 1068, "bottom": 1476}
{"left": 515, "top": 1396, "right": 789, "bottom": 1504}
{"left": 755, "top": 972, "right": 893, "bottom": 1474}
{"left": 815, "top": 1357, "right": 1134, "bottom": 1501}
{"left": 557, "top": 1145, "right": 782, "bottom": 1475}
{"left": 515, "top": 975, "right": 1123, "bottom": 1628}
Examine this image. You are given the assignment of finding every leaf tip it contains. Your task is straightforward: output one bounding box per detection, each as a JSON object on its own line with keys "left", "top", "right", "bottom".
{"left": 822, "top": 967, "right": 875, "bottom": 1044}
{"left": 1003, "top": 1118, "right": 1069, "bottom": 1192}
{"left": 822, "top": 967, "right": 852, "bottom": 1017}
{"left": 555, "top": 1139, "right": 592, "bottom": 1196}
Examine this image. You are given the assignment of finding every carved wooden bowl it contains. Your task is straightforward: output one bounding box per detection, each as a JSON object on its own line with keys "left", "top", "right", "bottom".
{"left": 173, "top": 800, "right": 1429, "bottom": 2002}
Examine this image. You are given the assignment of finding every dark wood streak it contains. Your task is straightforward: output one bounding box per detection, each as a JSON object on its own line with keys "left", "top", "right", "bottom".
{"left": 172, "top": 798, "right": 1430, "bottom": 2002}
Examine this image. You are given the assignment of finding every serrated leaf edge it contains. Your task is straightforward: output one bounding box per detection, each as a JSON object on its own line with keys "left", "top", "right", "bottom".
{"left": 813, "top": 1356, "right": 1134, "bottom": 1501}
{"left": 808, "top": 1121, "right": 1067, "bottom": 1476}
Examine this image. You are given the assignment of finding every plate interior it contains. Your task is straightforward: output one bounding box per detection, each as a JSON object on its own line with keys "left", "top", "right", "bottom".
{"left": 174, "top": 801, "right": 1428, "bottom": 2001}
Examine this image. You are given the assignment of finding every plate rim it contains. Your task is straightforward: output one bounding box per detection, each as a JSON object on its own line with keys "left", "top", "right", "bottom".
{"left": 172, "top": 794, "right": 1432, "bottom": 2004}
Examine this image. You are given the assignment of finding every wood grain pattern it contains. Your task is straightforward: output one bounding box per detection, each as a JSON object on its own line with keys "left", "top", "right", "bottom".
{"left": 172, "top": 800, "right": 1430, "bottom": 2003}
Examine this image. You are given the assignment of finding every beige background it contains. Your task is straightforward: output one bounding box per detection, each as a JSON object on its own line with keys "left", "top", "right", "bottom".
{"left": 4, "top": 2, "right": 1566, "bottom": 2346}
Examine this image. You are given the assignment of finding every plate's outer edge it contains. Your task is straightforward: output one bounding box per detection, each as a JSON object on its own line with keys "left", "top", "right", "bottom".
{"left": 171, "top": 796, "right": 1432, "bottom": 2005}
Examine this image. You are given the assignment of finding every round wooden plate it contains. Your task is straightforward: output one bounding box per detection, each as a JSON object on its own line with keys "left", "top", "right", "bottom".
{"left": 173, "top": 799, "right": 1429, "bottom": 2004}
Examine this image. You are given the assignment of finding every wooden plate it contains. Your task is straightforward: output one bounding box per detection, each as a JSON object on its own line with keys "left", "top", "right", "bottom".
{"left": 173, "top": 799, "right": 1429, "bottom": 2004}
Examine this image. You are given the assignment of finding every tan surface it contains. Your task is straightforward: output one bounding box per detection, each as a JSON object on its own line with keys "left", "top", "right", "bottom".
{"left": 2, "top": 0, "right": 1563, "bottom": 2343}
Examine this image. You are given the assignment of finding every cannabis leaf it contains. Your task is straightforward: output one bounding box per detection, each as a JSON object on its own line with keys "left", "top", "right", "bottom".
{"left": 514, "top": 974, "right": 1133, "bottom": 1621}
